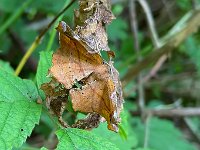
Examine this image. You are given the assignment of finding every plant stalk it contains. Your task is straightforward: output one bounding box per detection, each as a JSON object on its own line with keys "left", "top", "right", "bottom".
{"left": 15, "top": 0, "right": 76, "bottom": 76}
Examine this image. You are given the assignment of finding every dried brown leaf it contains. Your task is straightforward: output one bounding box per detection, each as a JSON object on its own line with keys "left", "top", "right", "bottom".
{"left": 42, "top": 20, "right": 123, "bottom": 132}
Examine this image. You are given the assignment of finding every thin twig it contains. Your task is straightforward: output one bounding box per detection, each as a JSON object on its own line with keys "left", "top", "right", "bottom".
{"left": 15, "top": 0, "right": 76, "bottom": 76}
{"left": 161, "top": 0, "right": 175, "bottom": 21}
{"left": 144, "top": 115, "right": 151, "bottom": 148}
{"left": 122, "top": 7, "right": 200, "bottom": 85}
{"left": 138, "top": 0, "right": 166, "bottom": 82}
{"left": 129, "top": 0, "right": 145, "bottom": 112}
{"left": 46, "top": 0, "right": 70, "bottom": 52}
{"left": 183, "top": 117, "right": 200, "bottom": 143}
{"left": 8, "top": 30, "right": 37, "bottom": 71}
{"left": 137, "top": 0, "right": 161, "bottom": 48}
{"left": 130, "top": 0, "right": 140, "bottom": 54}
{"left": 192, "top": 0, "right": 198, "bottom": 9}
{"left": 177, "top": 103, "right": 200, "bottom": 143}
{"left": 143, "top": 54, "right": 167, "bottom": 82}
{"left": 131, "top": 107, "right": 200, "bottom": 117}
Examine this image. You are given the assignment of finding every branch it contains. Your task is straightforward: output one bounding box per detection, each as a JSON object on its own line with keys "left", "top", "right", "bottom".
{"left": 122, "top": 7, "right": 200, "bottom": 85}
{"left": 143, "top": 54, "right": 167, "bottom": 82}
{"left": 138, "top": 0, "right": 160, "bottom": 48}
{"left": 129, "top": 0, "right": 145, "bottom": 112}
{"left": 8, "top": 30, "right": 37, "bottom": 71}
{"left": 131, "top": 108, "right": 200, "bottom": 117}
{"left": 14, "top": 0, "right": 76, "bottom": 76}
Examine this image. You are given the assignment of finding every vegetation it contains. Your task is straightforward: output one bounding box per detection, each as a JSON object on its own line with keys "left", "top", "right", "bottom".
{"left": 0, "top": 0, "right": 200, "bottom": 149}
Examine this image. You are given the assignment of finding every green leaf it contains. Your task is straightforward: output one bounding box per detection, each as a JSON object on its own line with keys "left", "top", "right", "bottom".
{"left": 36, "top": 51, "right": 52, "bottom": 100}
{"left": 0, "top": 60, "right": 14, "bottom": 73}
{"left": 0, "top": 71, "right": 38, "bottom": 103}
{"left": 0, "top": 68, "right": 42, "bottom": 149}
{"left": 56, "top": 128, "right": 120, "bottom": 150}
{"left": 92, "top": 111, "right": 138, "bottom": 150}
{"left": 0, "top": 0, "right": 32, "bottom": 13}
{"left": 132, "top": 117, "right": 197, "bottom": 150}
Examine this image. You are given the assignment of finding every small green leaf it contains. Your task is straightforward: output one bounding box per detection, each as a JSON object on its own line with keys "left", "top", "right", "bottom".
{"left": 36, "top": 51, "right": 52, "bottom": 100}
{"left": 56, "top": 128, "right": 120, "bottom": 150}
{"left": 0, "top": 68, "right": 42, "bottom": 149}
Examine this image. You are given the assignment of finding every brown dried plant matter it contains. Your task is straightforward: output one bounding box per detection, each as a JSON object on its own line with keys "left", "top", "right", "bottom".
{"left": 42, "top": 0, "right": 123, "bottom": 132}
{"left": 74, "top": 0, "right": 115, "bottom": 53}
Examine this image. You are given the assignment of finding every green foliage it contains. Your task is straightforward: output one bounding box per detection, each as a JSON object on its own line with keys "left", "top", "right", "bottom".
{"left": 92, "top": 111, "right": 138, "bottom": 150}
{"left": 184, "top": 36, "right": 200, "bottom": 73}
{"left": 186, "top": 117, "right": 200, "bottom": 140}
{"left": 112, "top": 4, "right": 124, "bottom": 16}
{"left": 36, "top": 51, "right": 52, "bottom": 100}
{"left": 56, "top": 128, "right": 120, "bottom": 150}
{"left": 32, "top": 0, "right": 66, "bottom": 14}
{"left": 176, "top": 0, "right": 192, "bottom": 10}
{"left": 0, "top": 68, "right": 42, "bottom": 149}
{"left": 0, "top": 0, "right": 200, "bottom": 149}
{"left": 107, "top": 17, "right": 128, "bottom": 42}
{"left": 0, "top": 34, "right": 11, "bottom": 54}
{"left": 0, "top": 60, "right": 14, "bottom": 73}
{"left": 132, "top": 117, "right": 197, "bottom": 150}
{"left": 0, "top": 0, "right": 31, "bottom": 13}
{"left": 134, "top": 148, "right": 154, "bottom": 150}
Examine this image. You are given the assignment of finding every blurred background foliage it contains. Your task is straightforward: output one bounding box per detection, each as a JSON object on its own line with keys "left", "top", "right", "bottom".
{"left": 1, "top": 0, "right": 200, "bottom": 149}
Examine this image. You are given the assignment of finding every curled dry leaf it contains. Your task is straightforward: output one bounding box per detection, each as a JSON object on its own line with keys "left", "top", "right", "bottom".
{"left": 42, "top": 21, "right": 123, "bottom": 132}
{"left": 42, "top": 1, "right": 123, "bottom": 132}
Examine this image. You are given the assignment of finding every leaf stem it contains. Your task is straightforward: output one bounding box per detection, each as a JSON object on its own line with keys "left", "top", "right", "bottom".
{"left": 46, "top": 30, "right": 57, "bottom": 52}
{"left": 138, "top": 0, "right": 161, "bottom": 48}
{"left": 0, "top": 0, "right": 33, "bottom": 35}
{"left": 46, "top": 0, "right": 71, "bottom": 52}
{"left": 15, "top": 0, "right": 76, "bottom": 76}
{"left": 15, "top": 40, "right": 38, "bottom": 76}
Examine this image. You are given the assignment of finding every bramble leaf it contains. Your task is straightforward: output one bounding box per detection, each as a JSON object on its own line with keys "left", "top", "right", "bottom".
{"left": 0, "top": 68, "right": 42, "bottom": 149}
{"left": 56, "top": 128, "right": 120, "bottom": 150}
